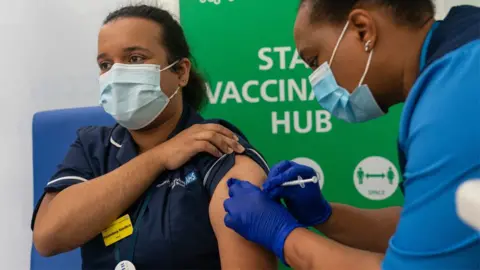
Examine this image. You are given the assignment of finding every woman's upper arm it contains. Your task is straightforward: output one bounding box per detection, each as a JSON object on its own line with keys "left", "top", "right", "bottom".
{"left": 209, "top": 155, "right": 277, "bottom": 270}
{"left": 33, "top": 193, "right": 58, "bottom": 231}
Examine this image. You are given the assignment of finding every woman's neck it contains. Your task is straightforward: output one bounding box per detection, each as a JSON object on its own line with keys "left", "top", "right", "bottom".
{"left": 130, "top": 103, "right": 184, "bottom": 154}
{"left": 401, "top": 18, "right": 436, "bottom": 98}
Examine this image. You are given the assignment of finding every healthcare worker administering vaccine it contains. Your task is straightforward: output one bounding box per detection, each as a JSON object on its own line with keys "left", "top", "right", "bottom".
{"left": 223, "top": 1, "right": 480, "bottom": 269}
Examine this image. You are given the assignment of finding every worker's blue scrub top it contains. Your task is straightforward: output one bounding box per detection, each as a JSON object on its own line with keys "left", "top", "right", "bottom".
{"left": 384, "top": 5, "right": 480, "bottom": 270}
{"left": 31, "top": 103, "right": 269, "bottom": 270}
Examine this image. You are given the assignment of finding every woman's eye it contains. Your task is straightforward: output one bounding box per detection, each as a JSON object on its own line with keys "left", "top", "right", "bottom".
{"left": 309, "top": 57, "right": 319, "bottom": 69}
{"left": 99, "top": 62, "right": 112, "bottom": 71}
{"left": 129, "top": 55, "right": 145, "bottom": 64}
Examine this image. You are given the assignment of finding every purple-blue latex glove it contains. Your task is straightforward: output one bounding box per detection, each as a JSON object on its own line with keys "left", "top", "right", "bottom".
{"left": 263, "top": 160, "right": 332, "bottom": 227}
{"left": 224, "top": 178, "right": 302, "bottom": 263}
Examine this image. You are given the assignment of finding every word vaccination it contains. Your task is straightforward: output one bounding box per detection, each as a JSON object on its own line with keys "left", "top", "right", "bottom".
{"left": 199, "top": 0, "right": 234, "bottom": 5}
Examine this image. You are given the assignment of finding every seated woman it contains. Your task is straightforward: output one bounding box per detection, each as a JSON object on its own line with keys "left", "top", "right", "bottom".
{"left": 31, "top": 5, "right": 276, "bottom": 270}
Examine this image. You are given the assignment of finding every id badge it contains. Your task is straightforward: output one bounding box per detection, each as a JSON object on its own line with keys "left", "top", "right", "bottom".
{"left": 101, "top": 214, "right": 134, "bottom": 247}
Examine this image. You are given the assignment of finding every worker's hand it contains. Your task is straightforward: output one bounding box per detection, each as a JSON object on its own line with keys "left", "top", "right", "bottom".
{"left": 155, "top": 124, "right": 245, "bottom": 170}
{"left": 263, "top": 161, "right": 332, "bottom": 227}
{"left": 224, "top": 178, "right": 301, "bottom": 264}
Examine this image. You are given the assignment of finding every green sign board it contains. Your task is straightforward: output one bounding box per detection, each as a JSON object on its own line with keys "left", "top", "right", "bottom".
{"left": 180, "top": 0, "right": 404, "bottom": 268}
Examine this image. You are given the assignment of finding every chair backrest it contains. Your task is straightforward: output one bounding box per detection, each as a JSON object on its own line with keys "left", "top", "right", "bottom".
{"left": 31, "top": 107, "right": 115, "bottom": 270}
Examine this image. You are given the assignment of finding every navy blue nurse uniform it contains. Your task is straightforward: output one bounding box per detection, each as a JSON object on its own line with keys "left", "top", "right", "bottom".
{"left": 31, "top": 103, "right": 269, "bottom": 270}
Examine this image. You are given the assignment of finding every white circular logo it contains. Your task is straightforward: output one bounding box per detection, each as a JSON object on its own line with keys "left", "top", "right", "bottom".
{"left": 115, "top": 261, "right": 136, "bottom": 270}
{"left": 292, "top": 157, "right": 325, "bottom": 190}
{"left": 353, "top": 156, "right": 399, "bottom": 200}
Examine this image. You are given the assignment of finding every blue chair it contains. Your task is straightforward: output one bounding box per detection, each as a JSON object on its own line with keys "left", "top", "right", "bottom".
{"left": 31, "top": 107, "right": 115, "bottom": 270}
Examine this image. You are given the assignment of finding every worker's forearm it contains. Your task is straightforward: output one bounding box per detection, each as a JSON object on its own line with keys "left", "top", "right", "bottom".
{"left": 35, "top": 148, "right": 165, "bottom": 255}
{"left": 315, "top": 203, "right": 401, "bottom": 253}
{"left": 284, "top": 228, "right": 384, "bottom": 270}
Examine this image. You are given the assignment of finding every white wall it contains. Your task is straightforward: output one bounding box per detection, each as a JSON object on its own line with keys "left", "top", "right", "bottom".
{"left": 435, "top": 0, "right": 480, "bottom": 19}
{"left": 0, "top": 1, "right": 178, "bottom": 269}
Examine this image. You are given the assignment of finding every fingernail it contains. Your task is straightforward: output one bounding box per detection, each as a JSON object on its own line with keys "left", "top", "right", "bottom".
{"left": 233, "top": 135, "right": 239, "bottom": 141}
{"left": 227, "top": 148, "right": 233, "bottom": 154}
{"left": 237, "top": 144, "right": 245, "bottom": 153}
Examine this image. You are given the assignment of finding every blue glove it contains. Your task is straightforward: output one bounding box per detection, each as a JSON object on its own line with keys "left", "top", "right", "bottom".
{"left": 263, "top": 161, "right": 332, "bottom": 227}
{"left": 224, "top": 178, "right": 302, "bottom": 263}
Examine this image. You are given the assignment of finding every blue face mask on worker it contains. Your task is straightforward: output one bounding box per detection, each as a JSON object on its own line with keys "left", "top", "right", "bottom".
{"left": 309, "top": 21, "right": 384, "bottom": 123}
{"left": 99, "top": 61, "right": 179, "bottom": 130}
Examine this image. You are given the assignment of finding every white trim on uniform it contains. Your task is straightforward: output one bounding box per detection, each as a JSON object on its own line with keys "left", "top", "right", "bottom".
{"left": 203, "top": 154, "right": 228, "bottom": 186}
{"left": 47, "top": 176, "right": 88, "bottom": 186}
{"left": 110, "top": 137, "right": 122, "bottom": 148}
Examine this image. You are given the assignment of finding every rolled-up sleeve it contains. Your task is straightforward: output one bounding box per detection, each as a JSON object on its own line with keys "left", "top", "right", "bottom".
{"left": 193, "top": 120, "right": 270, "bottom": 197}
{"left": 44, "top": 137, "right": 93, "bottom": 192}
{"left": 203, "top": 145, "right": 269, "bottom": 196}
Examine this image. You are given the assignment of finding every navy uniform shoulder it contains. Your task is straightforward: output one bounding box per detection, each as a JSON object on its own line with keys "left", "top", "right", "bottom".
{"left": 76, "top": 125, "right": 115, "bottom": 148}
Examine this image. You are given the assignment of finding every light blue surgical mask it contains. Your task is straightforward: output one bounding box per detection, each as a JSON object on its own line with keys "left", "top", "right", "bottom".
{"left": 99, "top": 62, "right": 179, "bottom": 130}
{"left": 309, "top": 21, "right": 384, "bottom": 123}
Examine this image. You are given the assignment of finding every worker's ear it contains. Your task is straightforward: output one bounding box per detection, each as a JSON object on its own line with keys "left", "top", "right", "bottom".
{"left": 348, "top": 9, "right": 377, "bottom": 52}
{"left": 172, "top": 58, "right": 191, "bottom": 88}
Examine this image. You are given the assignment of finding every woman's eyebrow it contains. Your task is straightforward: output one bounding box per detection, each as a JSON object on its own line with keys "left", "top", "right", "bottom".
{"left": 123, "top": 46, "right": 152, "bottom": 54}
{"left": 97, "top": 53, "right": 108, "bottom": 61}
{"left": 97, "top": 46, "right": 153, "bottom": 61}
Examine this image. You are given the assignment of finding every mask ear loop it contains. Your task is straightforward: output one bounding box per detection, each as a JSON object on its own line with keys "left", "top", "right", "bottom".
{"left": 329, "top": 21, "right": 351, "bottom": 66}
{"left": 160, "top": 60, "right": 180, "bottom": 72}
{"left": 358, "top": 41, "right": 374, "bottom": 86}
{"left": 159, "top": 60, "right": 182, "bottom": 100}
{"left": 168, "top": 87, "right": 181, "bottom": 100}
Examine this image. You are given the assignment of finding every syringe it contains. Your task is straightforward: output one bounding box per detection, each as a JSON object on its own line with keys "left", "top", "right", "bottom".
{"left": 282, "top": 176, "right": 318, "bottom": 188}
